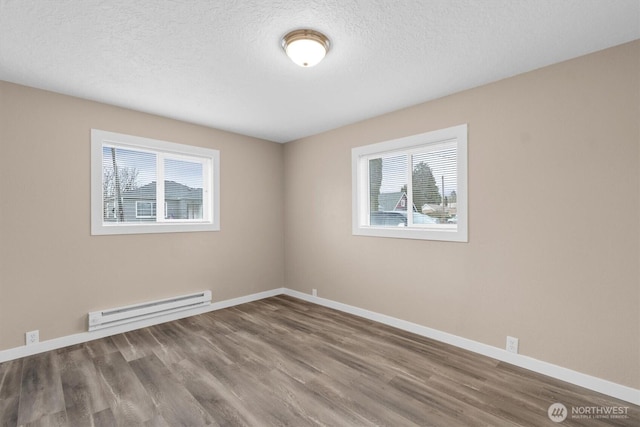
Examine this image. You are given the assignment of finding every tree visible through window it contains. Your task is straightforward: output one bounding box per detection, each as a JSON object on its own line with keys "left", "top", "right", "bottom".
{"left": 102, "top": 146, "right": 154, "bottom": 223}
{"left": 352, "top": 124, "right": 467, "bottom": 242}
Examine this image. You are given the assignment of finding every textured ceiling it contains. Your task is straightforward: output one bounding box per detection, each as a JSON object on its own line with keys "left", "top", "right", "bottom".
{"left": 1, "top": 1, "right": 639, "bottom": 143}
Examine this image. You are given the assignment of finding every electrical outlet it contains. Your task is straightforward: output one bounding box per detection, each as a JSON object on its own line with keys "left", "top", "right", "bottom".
{"left": 506, "top": 336, "right": 519, "bottom": 354}
{"left": 26, "top": 330, "right": 39, "bottom": 346}
{"left": 312, "top": 288, "right": 317, "bottom": 297}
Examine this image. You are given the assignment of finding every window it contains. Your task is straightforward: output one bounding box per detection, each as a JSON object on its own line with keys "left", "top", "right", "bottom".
{"left": 91, "top": 129, "right": 220, "bottom": 235}
{"left": 352, "top": 124, "right": 467, "bottom": 242}
{"left": 134, "top": 201, "right": 169, "bottom": 219}
{"left": 135, "top": 201, "right": 156, "bottom": 218}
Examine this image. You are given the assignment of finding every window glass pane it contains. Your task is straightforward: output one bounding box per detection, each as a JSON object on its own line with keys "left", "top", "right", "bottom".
{"left": 412, "top": 146, "right": 457, "bottom": 225}
{"left": 369, "top": 154, "right": 408, "bottom": 227}
{"left": 164, "top": 158, "right": 204, "bottom": 220}
{"left": 102, "top": 147, "right": 156, "bottom": 223}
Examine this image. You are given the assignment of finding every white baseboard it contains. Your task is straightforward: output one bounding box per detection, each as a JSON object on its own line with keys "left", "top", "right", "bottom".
{"left": 282, "top": 289, "right": 640, "bottom": 406}
{"left": 0, "top": 287, "right": 284, "bottom": 364}
{"left": 1, "top": 286, "right": 637, "bottom": 406}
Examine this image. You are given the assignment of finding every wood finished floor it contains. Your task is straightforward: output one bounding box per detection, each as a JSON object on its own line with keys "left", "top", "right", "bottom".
{"left": 0, "top": 295, "right": 637, "bottom": 426}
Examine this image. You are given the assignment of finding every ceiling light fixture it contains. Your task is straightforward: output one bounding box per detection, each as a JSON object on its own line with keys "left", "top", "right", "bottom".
{"left": 282, "top": 29, "right": 330, "bottom": 67}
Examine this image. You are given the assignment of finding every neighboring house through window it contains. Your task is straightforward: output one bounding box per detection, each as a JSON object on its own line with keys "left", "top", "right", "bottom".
{"left": 130, "top": 181, "right": 199, "bottom": 220}
{"left": 91, "top": 129, "right": 220, "bottom": 235}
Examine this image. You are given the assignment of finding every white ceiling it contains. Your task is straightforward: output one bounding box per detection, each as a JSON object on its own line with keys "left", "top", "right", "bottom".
{"left": 1, "top": 1, "right": 638, "bottom": 143}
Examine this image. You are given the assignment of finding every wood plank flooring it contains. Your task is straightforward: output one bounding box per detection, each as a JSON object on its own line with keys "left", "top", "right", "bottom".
{"left": 0, "top": 295, "right": 637, "bottom": 426}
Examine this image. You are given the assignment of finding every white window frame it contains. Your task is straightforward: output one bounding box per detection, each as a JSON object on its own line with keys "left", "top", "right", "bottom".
{"left": 91, "top": 129, "right": 220, "bottom": 235}
{"left": 105, "top": 201, "right": 116, "bottom": 219}
{"left": 352, "top": 124, "right": 467, "bottom": 242}
{"left": 135, "top": 201, "right": 155, "bottom": 218}
{"left": 134, "top": 201, "right": 168, "bottom": 219}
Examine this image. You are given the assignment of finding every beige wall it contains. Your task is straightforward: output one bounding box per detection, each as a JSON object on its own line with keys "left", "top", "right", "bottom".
{"left": 284, "top": 41, "right": 640, "bottom": 388}
{"left": 0, "top": 82, "right": 285, "bottom": 350}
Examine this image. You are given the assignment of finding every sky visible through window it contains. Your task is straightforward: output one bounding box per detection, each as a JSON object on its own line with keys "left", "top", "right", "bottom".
{"left": 379, "top": 147, "right": 457, "bottom": 197}
{"left": 165, "top": 158, "right": 203, "bottom": 189}
{"left": 103, "top": 146, "right": 204, "bottom": 189}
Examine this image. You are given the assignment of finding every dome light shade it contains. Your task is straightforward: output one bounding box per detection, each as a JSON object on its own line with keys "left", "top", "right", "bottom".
{"left": 282, "top": 29, "right": 330, "bottom": 67}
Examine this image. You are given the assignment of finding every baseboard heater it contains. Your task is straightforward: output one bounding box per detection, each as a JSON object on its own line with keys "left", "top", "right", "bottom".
{"left": 88, "top": 290, "right": 212, "bottom": 331}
